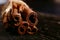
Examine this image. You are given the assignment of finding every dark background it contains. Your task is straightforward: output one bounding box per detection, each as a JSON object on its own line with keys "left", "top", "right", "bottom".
{"left": 24, "top": 0, "right": 60, "bottom": 15}
{"left": 24, "top": 0, "right": 54, "bottom": 13}
{"left": 0, "top": 0, "right": 60, "bottom": 40}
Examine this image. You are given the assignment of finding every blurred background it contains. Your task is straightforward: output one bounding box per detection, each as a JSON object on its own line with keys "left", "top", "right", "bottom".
{"left": 23, "top": 0, "right": 60, "bottom": 15}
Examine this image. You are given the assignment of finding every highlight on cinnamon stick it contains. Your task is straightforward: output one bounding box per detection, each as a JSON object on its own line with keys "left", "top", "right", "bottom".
{"left": 2, "top": 2, "right": 12, "bottom": 24}
{"left": 2, "top": 8, "right": 12, "bottom": 28}
{"left": 12, "top": 2, "right": 17, "bottom": 8}
{"left": 2, "top": 12, "right": 8, "bottom": 24}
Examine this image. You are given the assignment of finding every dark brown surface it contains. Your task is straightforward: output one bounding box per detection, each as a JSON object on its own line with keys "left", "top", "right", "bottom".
{"left": 0, "top": 12, "right": 60, "bottom": 40}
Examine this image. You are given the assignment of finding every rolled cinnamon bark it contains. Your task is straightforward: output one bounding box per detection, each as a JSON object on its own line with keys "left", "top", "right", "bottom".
{"left": 2, "top": 7, "right": 12, "bottom": 28}
{"left": 11, "top": 8, "right": 22, "bottom": 27}
{"left": 18, "top": 3, "right": 28, "bottom": 21}
{"left": 26, "top": 12, "right": 38, "bottom": 25}
{"left": 27, "top": 25, "right": 38, "bottom": 35}
{"left": 17, "top": 0, "right": 38, "bottom": 25}
{"left": 12, "top": 2, "right": 17, "bottom": 9}
{"left": 31, "top": 25, "right": 38, "bottom": 33}
{"left": 2, "top": 12, "right": 8, "bottom": 28}
{"left": 27, "top": 26, "right": 32, "bottom": 34}
{"left": 20, "top": 21, "right": 29, "bottom": 27}
{"left": 18, "top": 26, "right": 26, "bottom": 35}
{"left": 12, "top": 0, "right": 38, "bottom": 22}
{"left": 2, "top": 12, "right": 8, "bottom": 24}
{"left": 18, "top": 21, "right": 29, "bottom": 35}
{"left": 13, "top": 0, "right": 34, "bottom": 21}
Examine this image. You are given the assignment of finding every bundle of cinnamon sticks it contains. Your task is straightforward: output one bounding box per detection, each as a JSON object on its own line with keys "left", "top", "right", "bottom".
{"left": 2, "top": 0, "right": 38, "bottom": 35}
